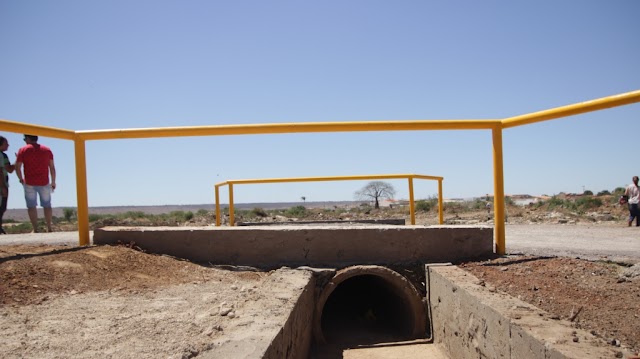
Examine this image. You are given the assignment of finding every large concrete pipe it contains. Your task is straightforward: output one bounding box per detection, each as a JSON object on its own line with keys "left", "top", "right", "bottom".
{"left": 314, "top": 265, "right": 427, "bottom": 345}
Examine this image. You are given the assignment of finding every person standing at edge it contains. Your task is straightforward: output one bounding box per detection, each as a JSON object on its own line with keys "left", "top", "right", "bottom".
{"left": 624, "top": 176, "right": 640, "bottom": 227}
{"left": 15, "top": 135, "right": 56, "bottom": 233}
{"left": 0, "top": 136, "right": 16, "bottom": 234}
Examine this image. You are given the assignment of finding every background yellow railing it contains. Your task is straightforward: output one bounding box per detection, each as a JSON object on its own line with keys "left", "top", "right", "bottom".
{"left": 1, "top": 89, "right": 639, "bottom": 254}
{"left": 214, "top": 173, "right": 444, "bottom": 227}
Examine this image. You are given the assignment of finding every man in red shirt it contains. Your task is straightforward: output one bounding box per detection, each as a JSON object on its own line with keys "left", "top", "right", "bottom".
{"left": 15, "top": 135, "right": 57, "bottom": 233}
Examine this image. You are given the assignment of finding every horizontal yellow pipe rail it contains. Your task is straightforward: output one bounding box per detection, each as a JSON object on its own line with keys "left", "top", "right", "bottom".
{"left": 502, "top": 89, "right": 640, "bottom": 129}
{"left": 75, "top": 119, "right": 501, "bottom": 140}
{"left": 217, "top": 173, "right": 444, "bottom": 186}
{"left": 0, "top": 119, "right": 75, "bottom": 140}
{"left": 215, "top": 173, "right": 444, "bottom": 227}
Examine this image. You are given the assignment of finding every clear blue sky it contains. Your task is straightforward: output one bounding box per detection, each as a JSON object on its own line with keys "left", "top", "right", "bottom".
{"left": 1, "top": 1, "right": 638, "bottom": 209}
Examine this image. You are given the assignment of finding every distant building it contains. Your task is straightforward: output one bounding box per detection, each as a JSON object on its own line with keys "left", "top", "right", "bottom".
{"left": 444, "top": 198, "right": 466, "bottom": 203}
{"left": 379, "top": 199, "right": 410, "bottom": 208}
{"left": 507, "top": 194, "right": 537, "bottom": 206}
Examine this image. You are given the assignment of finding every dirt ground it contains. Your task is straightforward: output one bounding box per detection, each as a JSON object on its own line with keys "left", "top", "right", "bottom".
{"left": 0, "top": 244, "right": 311, "bottom": 359}
{"left": 2, "top": 242, "right": 639, "bottom": 358}
{"left": 460, "top": 256, "right": 640, "bottom": 355}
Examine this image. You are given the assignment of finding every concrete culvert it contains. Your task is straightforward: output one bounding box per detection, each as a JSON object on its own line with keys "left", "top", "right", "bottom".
{"left": 314, "top": 265, "right": 427, "bottom": 346}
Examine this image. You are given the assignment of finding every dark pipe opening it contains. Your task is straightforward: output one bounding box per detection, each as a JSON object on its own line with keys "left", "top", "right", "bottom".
{"left": 320, "top": 274, "right": 415, "bottom": 345}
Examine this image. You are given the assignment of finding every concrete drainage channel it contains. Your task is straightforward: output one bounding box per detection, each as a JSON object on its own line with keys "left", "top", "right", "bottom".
{"left": 309, "top": 264, "right": 626, "bottom": 358}
{"left": 94, "top": 225, "right": 632, "bottom": 358}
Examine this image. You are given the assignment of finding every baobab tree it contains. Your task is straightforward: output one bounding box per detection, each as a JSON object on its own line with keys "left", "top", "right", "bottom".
{"left": 355, "top": 181, "right": 396, "bottom": 209}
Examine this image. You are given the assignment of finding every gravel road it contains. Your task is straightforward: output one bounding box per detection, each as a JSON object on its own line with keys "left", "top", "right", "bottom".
{"left": 506, "top": 224, "right": 640, "bottom": 263}
{"left": 0, "top": 231, "right": 91, "bottom": 246}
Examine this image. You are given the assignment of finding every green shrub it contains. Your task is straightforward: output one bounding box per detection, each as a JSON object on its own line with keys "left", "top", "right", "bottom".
{"left": 597, "top": 190, "right": 610, "bottom": 196}
{"left": 356, "top": 203, "right": 373, "bottom": 213}
{"left": 563, "top": 201, "right": 578, "bottom": 211}
{"left": 613, "top": 187, "right": 625, "bottom": 196}
{"left": 333, "top": 208, "right": 346, "bottom": 216}
{"left": 415, "top": 200, "right": 431, "bottom": 212}
{"left": 233, "top": 209, "right": 249, "bottom": 219}
{"left": 123, "top": 211, "right": 146, "bottom": 219}
{"left": 5, "top": 222, "right": 33, "bottom": 234}
{"left": 251, "top": 207, "right": 268, "bottom": 217}
{"left": 88, "top": 213, "right": 106, "bottom": 222}
{"left": 546, "top": 196, "right": 565, "bottom": 209}
{"left": 286, "top": 205, "right": 306, "bottom": 217}
{"left": 63, "top": 208, "right": 76, "bottom": 222}
{"left": 575, "top": 196, "right": 602, "bottom": 210}
{"left": 444, "top": 202, "right": 465, "bottom": 212}
{"left": 471, "top": 199, "right": 485, "bottom": 210}
{"left": 168, "top": 211, "right": 194, "bottom": 222}
{"left": 196, "top": 209, "right": 209, "bottom": 216}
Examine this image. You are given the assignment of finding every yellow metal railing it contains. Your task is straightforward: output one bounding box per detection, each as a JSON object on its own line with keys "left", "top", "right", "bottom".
{"left": 214, "top": 174, "right": 444, "bottom": 227}
{"left": 1, "top": 89, "right": 638, "bottom": 253}
{"left": 502, "top": 90, "right": 640, "bottom": 129}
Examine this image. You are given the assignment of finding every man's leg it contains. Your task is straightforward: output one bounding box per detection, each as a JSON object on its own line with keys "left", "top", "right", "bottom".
{"left": 38, "top": 185, "right": 53, "bottom": 232}
{"left": 0, "top": 195, "right": 7, "bottom": 234}
{"left": 28, "top": 207, "right": 39, "bottom": 232}
{"left": 24, "top": 185, "right": 39, "bottom": 232}
{"left": 44, "top": 207, "right": 53, "bottom": 232}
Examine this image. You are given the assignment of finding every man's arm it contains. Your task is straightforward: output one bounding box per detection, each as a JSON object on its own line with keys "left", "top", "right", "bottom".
{"left": 15, "top": 150, "right": 24, "bottom": 183}
{"left": 3, "top": 154, "right": 15, "bottom": 174}
{"left": 49, "top": 159, "right": 56, "bottom": 190}
{"left": 0, "top": 158, "right": 7, "bottom": 197}
{"left": 0, "top": 154, "right": 12, "bottom": 196}
{"left": 15, "top": 161, "right": 24, "bottom": 184}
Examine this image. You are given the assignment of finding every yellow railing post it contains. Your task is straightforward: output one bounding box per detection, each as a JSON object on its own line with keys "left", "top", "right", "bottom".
{"left": 408, "top": 177, "right": 415, "bottom": 225}
{"left": 438, "top": 179, "right": 444, "bottom": 224}
{"left": 215, "top": 185, "right": 221, "bottom": 227}
{"left": 492, "top": 126, "right": 506, "bottom": 255}
{"left": 74, "top": 137, "right": 90, "bottom": 246}
{"left": 228, "top": 183, "right": 235, "bottom": 226}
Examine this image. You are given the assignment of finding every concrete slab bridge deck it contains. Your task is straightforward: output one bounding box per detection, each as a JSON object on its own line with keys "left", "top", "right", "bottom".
{"left": 93, "top": 224, "right": 493, "bottom": 268}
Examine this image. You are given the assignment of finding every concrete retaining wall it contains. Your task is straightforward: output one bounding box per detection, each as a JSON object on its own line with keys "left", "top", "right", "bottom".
{"left": 262, "top": 270, "right": 316, "bottom": 359}
{"left": 199, "top": 269, "right": 315, "bottom": 359}
{"left": 428, "top": 265, "right": 630, "bottom": 358}
{"left": 94, "top": 225, "right": 493, "bottom": 268}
